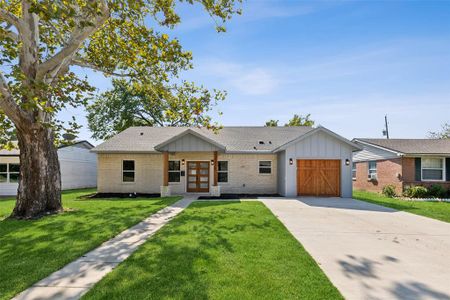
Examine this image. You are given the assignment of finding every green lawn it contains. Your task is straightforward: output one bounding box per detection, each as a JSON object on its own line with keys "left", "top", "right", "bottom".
{"left": 353, "top": 190, "right": 450, "bottom": 223}
{"left": 0, "top": 189, "right": 180, "bottom": 300}
{"left": 83, "top": 201, "right": 342, "bottom": 300}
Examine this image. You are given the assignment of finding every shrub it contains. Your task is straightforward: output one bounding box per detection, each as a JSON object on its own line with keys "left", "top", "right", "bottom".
{"left": 428, "top": 184, "right": 447, "bottom": 198}
{"left": 382, "top": 185, "right": 397, "bottom": 198}
{"left": 403, "top": 186, "right": 428, "bottom": 198}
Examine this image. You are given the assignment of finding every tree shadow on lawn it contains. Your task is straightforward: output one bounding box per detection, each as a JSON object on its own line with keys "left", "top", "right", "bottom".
{"left": 0, "top": 201, "right": 173, "bottom": 300}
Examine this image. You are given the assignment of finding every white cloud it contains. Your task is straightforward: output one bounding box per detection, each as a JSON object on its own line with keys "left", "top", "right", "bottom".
{"left": 230, "top": 68, "right": 278, "bottom": 95}
{"left": 195, "top": 59, "right": 279, "bottom": 95}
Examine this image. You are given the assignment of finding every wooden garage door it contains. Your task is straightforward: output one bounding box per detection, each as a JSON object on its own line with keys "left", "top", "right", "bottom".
{"left": 297, "top": 160, "right": 340, "bottom": 197}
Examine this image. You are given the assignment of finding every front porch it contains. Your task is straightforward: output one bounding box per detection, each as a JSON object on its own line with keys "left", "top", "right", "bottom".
{"left": 155, "top": 129, "right": 226, "bottom": 197}
{"left": 160, "top": 151, "right": 221, "bottom": 197}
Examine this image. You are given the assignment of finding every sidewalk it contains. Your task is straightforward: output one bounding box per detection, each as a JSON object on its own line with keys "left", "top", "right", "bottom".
{"left": 13, "top": 197, "right": 194, "bottom": 300}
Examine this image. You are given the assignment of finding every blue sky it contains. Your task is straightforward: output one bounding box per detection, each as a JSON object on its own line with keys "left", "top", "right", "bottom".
{"left": 68, "top": 0, "right": 450, "bottom": 143}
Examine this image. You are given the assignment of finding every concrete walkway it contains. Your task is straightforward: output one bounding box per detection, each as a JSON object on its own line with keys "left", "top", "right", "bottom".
{"left": 262, "top": 197, "right": 450, "bottom": 300}
{"left": 13, "top": 197, "right": 194, "bottom": 300}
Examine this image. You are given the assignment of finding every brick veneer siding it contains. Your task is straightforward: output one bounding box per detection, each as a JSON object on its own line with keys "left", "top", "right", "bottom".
{"left": 402, "top": 157, "right": 450, "bottom": 190}
{"left": 354, "top": 157, "right": 450, "bottom": 194}
{"left": 353, "top": 158, "right": 403, "bottom": 193}
{"left": 97, "top": 152, "right": 277, "bottom": 194}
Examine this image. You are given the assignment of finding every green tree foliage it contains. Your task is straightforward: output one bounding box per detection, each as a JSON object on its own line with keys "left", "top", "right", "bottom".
{"left": 285, "top": 114, "right": 315, "bottom": 127}
{"left": 265, "top": 114, "right": 315, "bottom": 127}
{"left": 0, "top": 0, "right": 241, "bottom": 218}
{"left": 428, "top": 123, "right": 450, "bottom": 139}
{"left": 0, "top": 0, "right": 241, "bottom": 147}
{"left": 87, "top": 79, "right": 226, "bottom": 140}
{"left": 264, "top": 119, "right": 279, "bottom": 127}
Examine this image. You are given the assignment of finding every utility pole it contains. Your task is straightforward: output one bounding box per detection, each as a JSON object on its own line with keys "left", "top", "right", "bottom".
{"left": 382, "top": 115, "right": 390, "bottom": 139}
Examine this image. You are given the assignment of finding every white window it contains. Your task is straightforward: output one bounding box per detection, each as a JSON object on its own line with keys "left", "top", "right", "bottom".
{"left": 352, "top": 162, "right": 356, "bottom": 180}
{"left": 0, "top": 163, "right": 20, "bottom": 183}
{"left": 122, "top": 160, "right": 135, "bottom": 182}
{"left": 218, "top": 161, "right": 228, "bottom": 183}
{"left": 259, "top": 161, "right": 272, "bottom": 174}
{"left": 368, "top": 161, "right": 377, "bottom": 179}
{"left": 421, "top": 158, "right": 444, "bottom": 181}
{"left": 168, "top": 160, "right": 181, "bottom": 183}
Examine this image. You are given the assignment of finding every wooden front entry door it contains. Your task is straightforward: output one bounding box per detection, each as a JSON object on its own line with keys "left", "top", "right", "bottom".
{"left": 297, "top": 160, "right": 340, "bottom": 197}
{"left": 187, "top": 161, "right": 210, "bottom": 192}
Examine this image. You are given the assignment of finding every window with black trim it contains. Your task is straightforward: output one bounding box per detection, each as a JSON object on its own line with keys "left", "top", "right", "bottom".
{"left": 168, "top": 160, "right": 181, "bottom": 183}
{"left": 259, "top": 161, "right": 272, "bottom": 174}
{"left": 0, "top": 163, "right": 20, "bottom": 183}
{"left": 122, "top": 160, "right": 135, "bottom": 182}
{"left": 8, "top": 164, "right": 20, "bottom": 183}
{"left": 218, "top": 161, "right": 228, "bottom": 183}
{"left": 0, "top": 163, "right": 7, "bottom": 183}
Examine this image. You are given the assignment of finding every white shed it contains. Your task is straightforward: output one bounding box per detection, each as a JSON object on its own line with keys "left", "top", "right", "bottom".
{"left": 0, "top": 141, "right": 97, "bottom": 196}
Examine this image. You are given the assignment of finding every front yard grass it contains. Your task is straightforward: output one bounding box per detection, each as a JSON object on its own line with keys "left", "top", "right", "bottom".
{"left": 83, "top": 201, "right": 342, "bottom": 300}
{"left": 0, "top": 189, "right": 180, "bottom": 300}
{"left": 353, "top": 190, "right": 450, "bottom": 223}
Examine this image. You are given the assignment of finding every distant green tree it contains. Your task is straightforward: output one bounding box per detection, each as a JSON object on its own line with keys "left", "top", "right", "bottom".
{"left": 87, "top": 79, "right": 225, "bottom": 140}
{"left": 265, "top": 119, "right": 279, "bottom": 127}
{"left": 428, "top": 123, "right": 450, "bottom": 139}
{"left": 285, "top": 114, "right": 315, "bottom": 127}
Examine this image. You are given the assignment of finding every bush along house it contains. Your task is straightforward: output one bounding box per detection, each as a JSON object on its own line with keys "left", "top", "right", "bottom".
{"left": 352, "top": 138, "right": 450, "bottom": 195}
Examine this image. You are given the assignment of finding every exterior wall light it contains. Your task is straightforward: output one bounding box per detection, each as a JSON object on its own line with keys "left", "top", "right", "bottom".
{"left": 289, "top": 158, "right": 294, "bottom": 165}
{"left": 211, "top": 159, "right": 215, "bottom": 165}
{"left": 181, "top": 159, "right": 185, "bottom": 166}
{"left": 345, "top": 159, "right": 350, "bottom": 166}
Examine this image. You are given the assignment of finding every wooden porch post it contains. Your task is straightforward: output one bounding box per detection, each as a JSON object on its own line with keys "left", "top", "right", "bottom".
{"left": 163, "top": 151, "right": 169, "bottom": 186}
{"left": 213, "top": 151, "right": 218, "bottom": 186}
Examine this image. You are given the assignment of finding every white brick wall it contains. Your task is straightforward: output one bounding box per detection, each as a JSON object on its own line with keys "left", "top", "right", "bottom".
{"left": 97, "top": 152, "right": 277, "bottom": 194}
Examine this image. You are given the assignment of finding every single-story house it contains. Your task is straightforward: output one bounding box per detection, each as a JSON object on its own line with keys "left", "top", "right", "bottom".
{"left": 352, "top": 138, "right": 450, "bottom": 193}
{"left": 92, "top": 126, "right": 361, "bottom": 197}
{"left": 0, "top": 141, "right": 97, "bottom": 196}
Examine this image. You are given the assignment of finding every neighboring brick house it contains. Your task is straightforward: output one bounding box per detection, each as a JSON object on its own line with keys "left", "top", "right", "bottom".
{"left": 352, "top": 138, "right": 450, "bottom": 193}
{"left": 92, "top": 126, "right": 361, "bottom": 197}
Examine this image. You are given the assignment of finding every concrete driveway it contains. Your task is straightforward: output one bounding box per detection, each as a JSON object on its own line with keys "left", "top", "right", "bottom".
{"left": 262, "top": 197, "right": 450, "bottom": 300}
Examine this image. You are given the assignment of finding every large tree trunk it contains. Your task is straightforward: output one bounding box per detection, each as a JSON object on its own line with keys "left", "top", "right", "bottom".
{"left": 11, "top": 125, "right": 62, "bottom": 219}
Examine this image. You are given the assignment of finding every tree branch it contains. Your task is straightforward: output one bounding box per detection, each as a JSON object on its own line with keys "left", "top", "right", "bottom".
{"left": 0, "top": 7, "right": 23, "bottom": 31}
{"left": 71, "top": 57, "right": 131, "bottom": 77}
{"left": 0, "top": 71, "right": 30, "bottom": 126}
{"left": 2, "top": 28, "right": 18, "bottom": 41}
{"left": 37, "top": 0, "right": 110, "bottom": 81}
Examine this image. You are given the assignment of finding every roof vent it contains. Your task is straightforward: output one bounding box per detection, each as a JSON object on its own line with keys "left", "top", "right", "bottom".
{"left": 253, "top": 146, "right": 257, "bottom": 150}
{"left": 258, "top": 140, "right": 265, "bottom": 145}
{"left": 140, "top": 132, "right": 144, "bottom": 136}
{"left": 269, "top": 141, "right": 272, "bottom": 144}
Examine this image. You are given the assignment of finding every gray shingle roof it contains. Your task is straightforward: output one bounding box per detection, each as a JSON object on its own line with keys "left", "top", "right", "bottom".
{"left": 356, "top": 138, "right": 450, "bottom": 155}
{"left": 0, "top": 148, "right": 20, "bottom": 155}
{"left": 92, "top": 126, "right": 315, "bottom": 153}
{"left": 0, "top": 141, "right": 94, "bottom": 156}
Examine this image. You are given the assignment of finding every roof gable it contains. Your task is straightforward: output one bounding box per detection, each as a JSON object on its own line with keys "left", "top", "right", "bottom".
{"left": 273, "top": 126, "right": 361, "bottom": 152}
{"left": 154, "top": 129, "right": 226, "bottom": 152}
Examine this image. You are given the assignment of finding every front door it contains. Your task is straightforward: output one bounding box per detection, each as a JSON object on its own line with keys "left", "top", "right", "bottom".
{"left": 187, "top": 161, "right": 210, "bottom": 192}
